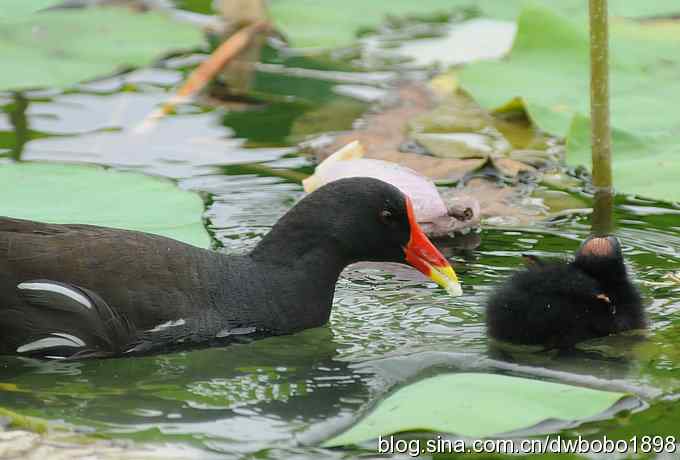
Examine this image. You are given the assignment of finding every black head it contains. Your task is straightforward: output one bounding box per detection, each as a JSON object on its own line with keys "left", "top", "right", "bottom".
{"left": 252, "top": 177, "right": 460, "bottom": 293}
{"left": 255, "top": 177, "right": 407, "bottom": 262}
{"left": 573, "top": 235, "right": 627, "bottom": 284}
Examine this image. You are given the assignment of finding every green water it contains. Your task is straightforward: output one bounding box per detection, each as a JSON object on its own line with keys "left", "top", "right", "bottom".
{"left": 0, "top": 6, "right": 679, "bottom": 459}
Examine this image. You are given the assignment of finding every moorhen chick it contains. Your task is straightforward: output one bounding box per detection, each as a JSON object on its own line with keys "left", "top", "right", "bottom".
{"left": 486, "top": 235, "right": 645, "bottom": 349}
{"left": 0, "top": 177, "right": 460, "bottom": 359}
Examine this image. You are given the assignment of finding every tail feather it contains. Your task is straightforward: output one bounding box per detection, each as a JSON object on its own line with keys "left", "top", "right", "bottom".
{"left": 11, "top": 280, "right": 135, "bottom": 359}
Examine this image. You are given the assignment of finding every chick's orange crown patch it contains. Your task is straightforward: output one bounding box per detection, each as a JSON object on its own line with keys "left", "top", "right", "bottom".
{"left": 580, "top": 237, "right": 615, "bottom": 257}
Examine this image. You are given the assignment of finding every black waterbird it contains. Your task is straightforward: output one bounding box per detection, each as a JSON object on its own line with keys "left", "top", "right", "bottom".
{"left": 0, "top": 178, "right": 461, "bottom": 359}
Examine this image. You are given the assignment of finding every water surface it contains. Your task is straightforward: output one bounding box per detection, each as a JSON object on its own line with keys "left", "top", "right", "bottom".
{"left": 0, "top": 9, "right": 679, "bottom": 459}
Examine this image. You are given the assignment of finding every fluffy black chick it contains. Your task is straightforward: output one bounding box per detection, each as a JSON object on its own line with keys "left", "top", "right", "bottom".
{"left": 486, "top": 236, "right": 645, "bottom": 349}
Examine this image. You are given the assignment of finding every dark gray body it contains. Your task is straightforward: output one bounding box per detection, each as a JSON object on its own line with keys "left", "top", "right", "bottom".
{"left": 0, "top": 177, "right": 417, "bottom": 359}
{"left": 0, "top": 217, "right": 342, "bottom": 357}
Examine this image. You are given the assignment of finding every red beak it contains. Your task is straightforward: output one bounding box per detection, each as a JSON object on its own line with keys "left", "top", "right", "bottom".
{"left": 402, "top": 197, "right": 462, "bottom": 296}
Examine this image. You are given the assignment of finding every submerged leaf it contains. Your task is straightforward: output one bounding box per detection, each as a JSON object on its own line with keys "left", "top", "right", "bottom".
{"left": 323, "top": 373, "right": 629, "bottom": 446}
{"left": 0, "top": 162, "right": 211, "bottom": 248}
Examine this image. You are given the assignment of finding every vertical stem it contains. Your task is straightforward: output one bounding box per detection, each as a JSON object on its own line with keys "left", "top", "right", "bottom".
{"left": 591, "top": 189, "right": 614, "bottom": 236}
{"left": 589, "top": 0, "right": 612, "bottom": 191}
{"left": 8, "top": 92, "right": 28, "bottom": 162}
{"left": 218, "top": 0, "right": 268, "bottom": 95}
{"left": 589, "top": 0, "right": 614, "bottom": 236}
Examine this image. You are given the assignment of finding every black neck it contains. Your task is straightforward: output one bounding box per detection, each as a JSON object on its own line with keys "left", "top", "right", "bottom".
{"left": 241, "top": 236, "right": 350, "bottom": 333}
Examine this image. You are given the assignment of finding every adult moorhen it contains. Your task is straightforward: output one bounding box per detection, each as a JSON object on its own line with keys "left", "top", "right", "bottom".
{"left": 486, "top": 235, "right": 645, "bottom": 349}
{"left": 0, "top": 177, "right": 461, "bottom": 359}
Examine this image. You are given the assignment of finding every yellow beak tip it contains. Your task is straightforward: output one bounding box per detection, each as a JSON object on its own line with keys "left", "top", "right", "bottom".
{"left": 444, "top": 282, "right": 463, "bottom": 297}
{"left": 430, "top": 265, "right": 463, "bottom": 297}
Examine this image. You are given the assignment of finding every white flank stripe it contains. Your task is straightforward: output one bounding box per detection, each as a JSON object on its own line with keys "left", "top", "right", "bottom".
{"left": 18, "top": 282, "right": 93, "bottom": 310}
{"left": 17, "top": 333, "right": 86, "bottom": 353}
{"left": 216, "top": 326, "right": 256, "bottom": 338}
{"left": 147, "top": 318, "right": 186, "bottom": 333}
{"left": 52, "top": 333, "right": 86, "bottom": 347}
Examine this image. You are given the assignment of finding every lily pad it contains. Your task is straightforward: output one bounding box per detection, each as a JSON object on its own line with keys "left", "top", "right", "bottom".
{"left": 468, "top": 0, "right": 680, "bottom": 21}
{"left": 414, "top": 132, "right": 510, "bottom": 159}
{"left": 408, "top": 91, "right": 552, "bottom": 176}
{"left": 323, "top": 372, "right": 628, "bottom": 446}
{"left": 0, "top": 162, "right": 211, "bottom": 248}
{"left": 460, "top": 4, "right": 680, "bottom": 202}
{"left": 270, "top": 0, "right": 459, "bottom": 49}
{"left": 270, "top": 0, "right": 680, "bottom": 50}
{"left": 0, "top": 0, "right": 64, "bottom": 19}
{"left": 0, "top": 7, "right": 203, "bottom": 91}
{"left": 396, "top": 18, "right": 517, "bottom": 67}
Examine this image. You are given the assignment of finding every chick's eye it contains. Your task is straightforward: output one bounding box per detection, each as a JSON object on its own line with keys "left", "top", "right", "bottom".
{"left": 379, "top": 209, "right": 393, "bottom": 224}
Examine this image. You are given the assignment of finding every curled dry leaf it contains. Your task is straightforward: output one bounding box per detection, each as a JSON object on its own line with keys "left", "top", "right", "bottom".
{"left": 305, "top": 140, "right": 481, "bottom": 237}
{"left": 315, "top": 84, "right": 486, "bottom": 183}
{"left": 490, "top": 157, "right": 537, "bottom": 178}
{"left": 311, "top": 83, "right": 569, "bottom": 226}
{"left": 440, "top": 178, "right": 546, "bottom": 226}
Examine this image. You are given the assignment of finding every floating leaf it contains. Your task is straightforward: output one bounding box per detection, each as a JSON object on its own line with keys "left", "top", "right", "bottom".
{"left": 413, "top": 132, "right": 509, "bottom": 159}
{"left": 270, "top": 0, "right": 680, "bottom": 50}
{"left": 491, "top": 157, "right": 536, "bottom": 177}
{"left": 0, "top": 0, "right": 64, "bottom": 20}
{"left": 0, "top": 7, "right": 203, "bottom": 91}
{"left": 323, "top": 373, "right": 628, "bottom": 446}
{"left": 316, "top": 84, "right": 488, "bottom": 183}
{"left": 395, "top": 18, "right": 517, "bottom": 67}
{"left": 461, "top": 4, "right": 680, "bottom": 201}
{"left": 0, "top": 162, "right": 211, "bottom": 248}
{"left": 270, "top": 0, "right": 460, "bottom": 49}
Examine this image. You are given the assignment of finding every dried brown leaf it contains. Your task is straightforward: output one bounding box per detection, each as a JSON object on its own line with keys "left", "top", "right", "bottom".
{"left": 491, "top": 157, "right": 537, "bottom": 178}
{"left": 443, "top": 178, "right": 546, "bottom": 226}
{"left": 315, "top": 84, "right": 485, "bottom": 182}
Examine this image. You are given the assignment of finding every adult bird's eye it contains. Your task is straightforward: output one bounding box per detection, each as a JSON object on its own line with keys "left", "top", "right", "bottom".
{"left": 379, "top": 209, "right": 393, "bottom": 224}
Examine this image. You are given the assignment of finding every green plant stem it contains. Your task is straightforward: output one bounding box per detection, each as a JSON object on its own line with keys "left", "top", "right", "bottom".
{"left": 8, "top": 92, "right": 28, "bottom": 161}
{"left": 589, "top": 0, "right": 612, "bottom": 191}
{"left": 591, "top": 189, "right": 614, "bottom": 236}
